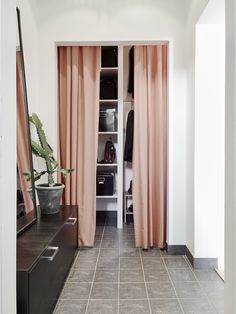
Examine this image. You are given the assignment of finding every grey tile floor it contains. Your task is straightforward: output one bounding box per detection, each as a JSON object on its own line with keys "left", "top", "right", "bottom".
{"left": 54, "top": 219, "right": 224, "bottom": 314}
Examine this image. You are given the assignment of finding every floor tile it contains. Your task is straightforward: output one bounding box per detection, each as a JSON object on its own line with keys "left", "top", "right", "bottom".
{"left": 147, "top": 282, "right": 176, "bottom": 299}
{"left": 78, "top": 249, "right": 100, "bottom": 259}
{"left": 210, "top": 297, "right": 224, "bottom": 312}
{"left": 194, "top": 269, "right": 222, "bottom": 282}
{"left": 119, "top": 240, "right": 136, "bottom": 248}
{"left": 160, "top": 250, "right": 183, "bottom": 258}
{"left": 90, "top": 283, "right": 118, "bottom": 299}
{"left": 101, "top": 239, "right": 119, "bottom": 248}
{"left": 140, "top": 248, "right": 161, "bottom": 257}
{"left": 94, "top": 239, "right": 101, "bottom": 248}
{"left": 200, "top": 282, "right": 224, "bottom": 299}
{"left": 94, "top": 269, "right": 119, "bottom": 282}
{"left": 164, "top": 257, "right": 190, "bottom": 269}
{"left": 95, "top": 234, "right": 102, "bottom": 240}
{"left": 174, "top": 282, "right": 204, "bottom": 299}
{"left": 169, "top": 269, "right": 196, "bottom": 282}
{"left": 144, "top": 269, "right": 170, "bottom": 282}
{"left": 103, "top": 234, "right": 120, "bottom": 241}
{"left": 119, "top": 299, "right": 150, "bottom": 314}
{"left": 180, "top": 298, "right": 216, "bottom": 313}
{"left": 119, "top": 283, "right": 147, "bottom": 299}
{"left": 54, "top": 299, "right": 87, "bottom": 314}
{"left": 97, "top": 257, "right": 119, "bottom": 269}
{"left": 87, "top": 300, "right": 118, "bottom": 314}
{"left": 67, "top": 269, "right": 94, "bottom": 283}
{"left": 150, "top": 299, "right": 182, "bottom": 313}
{"left": 95, "top": 226, "right": 104, "bottom": 235}
{"left": 120, "top": 248, "right": 140, "bottom": 257}
{"left": 142, "top": 257, "right": 165, "bottom": 269}
{"left": 60, "top": 283, "right": 91, "bottom": 299}
{"left": 73, "top": 257, "right": 97, "bottom": 269}
{"left": 120, "top": 269, "right": 144, "bottom": 282}
{"left": 99, "top": 249, "right": 119, "bottom": 258}
{"left": 120, "top": 257, "right": 142, "bottom": 269}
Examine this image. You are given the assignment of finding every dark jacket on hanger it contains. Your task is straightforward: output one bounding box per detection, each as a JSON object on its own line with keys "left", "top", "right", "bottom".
{"left": 124, "top": 109, "right": 134, "bottom": 162}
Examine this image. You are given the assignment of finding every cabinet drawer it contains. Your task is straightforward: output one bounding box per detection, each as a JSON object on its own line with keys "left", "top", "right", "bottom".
{"left": 29, "top": 216, "right": 77, "bottom": 314}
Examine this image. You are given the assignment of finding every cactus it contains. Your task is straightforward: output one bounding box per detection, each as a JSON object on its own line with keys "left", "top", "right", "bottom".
{"left": 24, "top": 113, "right": 73, "bottom": 187}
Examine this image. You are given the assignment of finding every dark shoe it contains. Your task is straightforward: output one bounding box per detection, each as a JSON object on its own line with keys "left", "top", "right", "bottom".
{"left": 128, "top": 180, "right": 132, "bottom": 194}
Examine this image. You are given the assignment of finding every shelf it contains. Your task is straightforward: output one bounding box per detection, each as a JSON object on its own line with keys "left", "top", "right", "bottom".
{"left": 98, "top": 131, "right": 118, "bottom": 135}
{"left": 100, "top": 67, "right": 118, "bottom": 72}
{"left": 96, "top": 194, "right": 118, "bottom": 199}
{"left": 97, "top": 163, "right": 118, "bottom": 167}
{"left": 99, "top": 99, "right": 118, "bottom": 103}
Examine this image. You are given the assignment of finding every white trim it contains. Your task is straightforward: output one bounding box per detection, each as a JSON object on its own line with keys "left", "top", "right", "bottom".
{"left": 225, "top": 0, "right": 236, "bottom": 312}
{"left": 117, "top": 45, "right": 124, "bottom": 229}
{"left": 54, "top": 41, "right": 171, "bottom": 237}
{"left": 0, "top": 1, "right": 16, "bottom": 314}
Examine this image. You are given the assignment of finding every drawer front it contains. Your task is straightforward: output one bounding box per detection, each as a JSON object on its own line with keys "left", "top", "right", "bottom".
{"left": 29, "top": 215, "right": 77, "bottom": 314}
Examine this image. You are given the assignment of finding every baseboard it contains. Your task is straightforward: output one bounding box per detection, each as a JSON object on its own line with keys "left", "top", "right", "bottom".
{"left": 185, "top": 246, "right": 218, "bottom": 269}
{"left": 166, "top": 244, "right": 187, "bottom": 255}
{"left": 167, "top": 244, "right": 218, "bottom": 269}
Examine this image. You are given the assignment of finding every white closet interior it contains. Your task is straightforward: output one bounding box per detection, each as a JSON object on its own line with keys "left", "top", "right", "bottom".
{"left": 96, "top": 46, "right": 134, "bottom": 228}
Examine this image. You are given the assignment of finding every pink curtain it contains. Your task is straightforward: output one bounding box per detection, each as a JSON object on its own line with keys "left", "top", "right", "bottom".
{"left": 16, "top": 52, "right": 33, "bottom": 213}
{"left": 57, "top": 46, "right": 100, "bottom": 247}
{"left": 133, "top": 45, "right": 168, "bottom": 249}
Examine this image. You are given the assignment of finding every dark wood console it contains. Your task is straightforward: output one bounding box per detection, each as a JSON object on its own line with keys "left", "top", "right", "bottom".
{"left": 17, "top": 206, "right": 78, "bottom": 314}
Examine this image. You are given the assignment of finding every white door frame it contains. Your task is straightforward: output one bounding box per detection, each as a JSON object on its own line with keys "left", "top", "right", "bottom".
{"left": 225, "top": 0, "right": 236, "bottom": 312}
{"left": 0, "top": 1, "right": 16, "bottom": 314}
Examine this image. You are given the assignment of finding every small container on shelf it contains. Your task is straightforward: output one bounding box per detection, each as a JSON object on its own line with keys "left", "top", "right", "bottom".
{"left": 96, "top": 172, "right": 114, "bottom": 196}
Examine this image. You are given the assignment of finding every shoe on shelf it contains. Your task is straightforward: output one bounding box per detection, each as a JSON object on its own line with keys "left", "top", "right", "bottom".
{"left": 128, "top": 180, "right": 132, "bottom": 194}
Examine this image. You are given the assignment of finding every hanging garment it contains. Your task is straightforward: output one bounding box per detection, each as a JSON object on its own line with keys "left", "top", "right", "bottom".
{"left": 128, "top": 46, "right": 134, "bottom": 97}
{"left": 133, "top": 45, "right": 168, "bottom": 249}
{"left": 124, "top": 109, "right": 134, "bottom": 162}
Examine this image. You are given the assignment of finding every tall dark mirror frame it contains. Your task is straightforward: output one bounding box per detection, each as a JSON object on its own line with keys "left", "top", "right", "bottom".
{"left": 17, "top": 7, "right": 37, "bottom": 235}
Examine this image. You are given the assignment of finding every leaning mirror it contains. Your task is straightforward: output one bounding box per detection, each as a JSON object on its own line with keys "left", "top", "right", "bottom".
{"left": 16, "top": 7, "right": 37, "bottom": 235}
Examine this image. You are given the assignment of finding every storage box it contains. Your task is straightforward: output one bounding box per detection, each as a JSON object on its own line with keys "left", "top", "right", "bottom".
{"left": 96, "top": 172, "right": 114, "bottom": 196}
{"left": 100, "top": 78, "right": 117, "bottom": 100}
{"left": 99, "top": 109, "right": 117, "bottom": 132}
{"left": 101, "top": 47, "right": 118, "bottom": 67}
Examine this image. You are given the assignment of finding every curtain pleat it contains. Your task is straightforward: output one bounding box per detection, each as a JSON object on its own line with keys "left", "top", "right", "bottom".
{"left": 58, "top": 46, "right": 100, "bottom": 247}
{"left": 133, "top": 45, "right": 168, "bottom": 249}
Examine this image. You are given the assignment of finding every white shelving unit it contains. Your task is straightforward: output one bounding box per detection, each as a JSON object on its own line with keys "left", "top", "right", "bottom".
{"left": 96, "top": 46, "right": 123, "bottom": 228}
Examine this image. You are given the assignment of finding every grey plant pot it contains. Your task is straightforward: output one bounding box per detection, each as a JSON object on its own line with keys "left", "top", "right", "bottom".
{"left": 36, "top": 184, "right": 65, "bottom": 215}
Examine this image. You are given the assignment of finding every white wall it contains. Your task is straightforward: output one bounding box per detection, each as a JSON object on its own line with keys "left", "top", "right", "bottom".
{"left": 186, "top": 0, "right": 225, "bottom": 267}
{"left": 17, "top": 0, "right": 39, "bottom": 114}
{"left": 225, "top": 0, "right": 236, "bottom": 311}
{"left": 195, "top": 22, "right": 225, "bottom": 267}
{"left": 0, "top": 0, "right": 16, "bottom": 313}
{"left": 185, "top": 0, "right": 209, "bottom": 255}
{"left": 19, "top": 0, "right": 189, "bottom": 245}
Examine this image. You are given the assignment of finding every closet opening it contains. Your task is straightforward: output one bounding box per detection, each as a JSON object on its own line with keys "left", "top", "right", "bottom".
{"left": 57, "top": 43, "right": 169, "bottom": 249}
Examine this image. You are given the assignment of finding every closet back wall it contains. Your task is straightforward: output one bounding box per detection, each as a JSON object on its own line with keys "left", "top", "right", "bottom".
{"left": 18, "top": 0, "right": 188, "bottom": 247}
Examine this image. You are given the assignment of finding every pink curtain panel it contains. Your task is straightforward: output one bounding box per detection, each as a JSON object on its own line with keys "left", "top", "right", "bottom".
{"left": 57, "top": 46, "right": 100, "bottom": 247}
{"left": 133, "top": 45, "right": 168, "bottom": 249}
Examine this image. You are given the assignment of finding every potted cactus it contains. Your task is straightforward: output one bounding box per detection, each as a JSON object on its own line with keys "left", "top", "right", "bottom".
{"left": 24, "top": 113, "right": 73, "bottom": 214}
